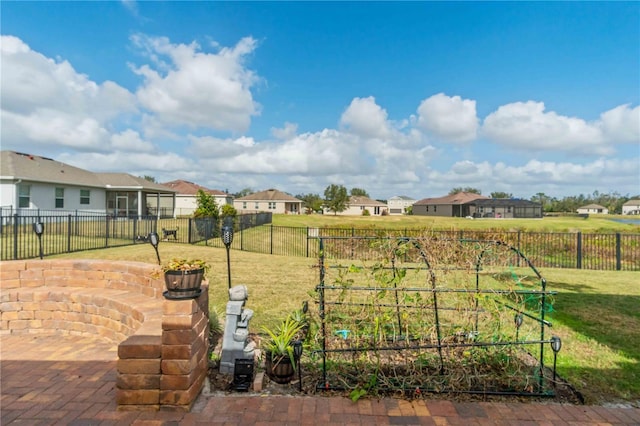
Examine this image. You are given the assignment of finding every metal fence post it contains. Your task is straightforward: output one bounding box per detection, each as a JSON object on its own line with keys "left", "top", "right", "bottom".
{"left": 616, "top": 233, "right": 621, "bottom": 271}
{"left": 105, "top": 215, "right": 109, "bottom": 248}
{"left": 67, "top": 214, "right": 72, "bottom": 253}
{"left": 270, "top": 224, "right": 273, "bottom": 255}
{"left": 576, "top": 232, "right": 582, "bottom": 269}
{"left": 13, "top": 214, "right": 18, "bottom": 260}
{"left": 306, "top": 227, "right": 309, "bottom": 258}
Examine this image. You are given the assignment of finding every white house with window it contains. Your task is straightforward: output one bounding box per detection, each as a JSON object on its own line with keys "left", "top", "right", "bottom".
{"left": 0, "top": 151, "right": 176, "bottom": 217}
{"left": 387, "top": 195, "right": 415, "bottom": 215}
{"left": 233, "top": 189, "right": 302, "bottom": 214}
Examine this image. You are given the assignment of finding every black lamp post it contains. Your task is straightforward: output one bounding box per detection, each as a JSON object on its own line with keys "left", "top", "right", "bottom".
{"left": 550, "top": 336, "right": 562, "bottom": 385}
{"left": 33, "top": 222, "right": 44, "bottom": 259}
{"left": 514, "top": 313, "right": 523, "bottom": 341}
{"left": 148, "top": 232, "right": 160, "bottom": 264}
{"left": 222, "top": 217, "right": 234, "bottom": 290}
{"left": 293, "top": 340, "right": 303, "bottom": 392}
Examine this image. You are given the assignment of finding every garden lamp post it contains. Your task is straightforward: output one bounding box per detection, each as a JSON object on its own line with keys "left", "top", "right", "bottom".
{"left": 293, "top": 340, "right": 303, "bottom": 392}
{"left": 33, "top": 222, "right": 44, "bottom": 259}
{"left": 550, "top": 336, "right": 562, "bottom": 386}
{"left": 148, "top": 232, "right": 161, "bottom": 264}
{"left": 222, "top": 217, "right": 234, "bottom": 290}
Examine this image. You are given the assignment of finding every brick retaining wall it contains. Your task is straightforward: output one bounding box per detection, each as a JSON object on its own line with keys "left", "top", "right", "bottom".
{"left": 0, "top": 259, "right": 209, "bottom": 412}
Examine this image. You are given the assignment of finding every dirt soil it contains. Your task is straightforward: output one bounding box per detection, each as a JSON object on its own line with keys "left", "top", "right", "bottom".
{"left": 207, "top": 333, "right": 584, "bottom": 405}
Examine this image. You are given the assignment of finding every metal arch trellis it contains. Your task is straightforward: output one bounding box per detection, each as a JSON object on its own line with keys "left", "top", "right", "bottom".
{"left": 313, "top": 235, "right": 560, "bottom": 397}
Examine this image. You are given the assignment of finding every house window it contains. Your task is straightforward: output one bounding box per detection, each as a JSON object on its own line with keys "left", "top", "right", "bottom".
{"left": 268, "top": 202, "right": 276, "bottom": 210}
{"left": 255, "top": 202, "right": 259, "bottom": 209}
{"left": 55, "top": 188, "right": 64, "bottom": 208}
{"left": 426, "top": 206, "right": 429, "bottom": 212}
{"left": 242, "top": 202, "right": 247, "bottom": 209}
{"left": 507, "top": 206, "right": 512, "bottom": 213}
{"left": 434, "top": 206, "right": 437, "bottom": 212}
{"left": 80, "top": 189, "right": 90, "bottom": 205}
{"left": 18, "top": 184, "right": 30, "bottom": 208}
{"left": 374, "top": 206, "right": 380, "bottom": 215}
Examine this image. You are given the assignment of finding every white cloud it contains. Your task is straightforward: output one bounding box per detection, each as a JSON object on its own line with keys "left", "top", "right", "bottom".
{"left": 58, "top": 150, "right": 194, "bottom": 174}
{"left": 271, "top": 122, "right": 298, "bottom": 140}
{"left": 131, "top": 34, "right": 260, "bottom": 133}
{"left": 340, "top": 97, "right": 393, "bottom": 139}
{"left": 110, "top": 130, "right": 154, "bottom": 152}
{"left": 482, "top": 101, "right": 610, "bottom": 155}
{"left": 416, "top": 93, "right": 478, "bottom": 143}
{"left": 598, "top": 104, "right": 640, "bottom": 143}
{"left": 0, "top": 35, "right": 136, "bottom": 151}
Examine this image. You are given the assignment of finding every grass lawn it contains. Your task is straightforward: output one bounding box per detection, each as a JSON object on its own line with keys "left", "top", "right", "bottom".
{"left": 273, "top": 213, "right": 640, "bottom": 233}
{"left": 49, "top": 242, "right": 639, "bottom": 405}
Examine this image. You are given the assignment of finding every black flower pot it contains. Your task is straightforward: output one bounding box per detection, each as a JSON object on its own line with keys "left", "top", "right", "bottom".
{"left": 163, "top": 268, "right": 204, "bottom": 299}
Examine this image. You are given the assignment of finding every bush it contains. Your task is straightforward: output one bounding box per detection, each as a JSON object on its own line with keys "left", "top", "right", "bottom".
{"left": 362, "top": 209, "right": 370, "bottom": 216}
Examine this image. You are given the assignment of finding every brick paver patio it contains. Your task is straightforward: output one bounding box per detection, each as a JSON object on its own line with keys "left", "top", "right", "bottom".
{"left": 1, "top": 334, "right": 639, "bottom": 425}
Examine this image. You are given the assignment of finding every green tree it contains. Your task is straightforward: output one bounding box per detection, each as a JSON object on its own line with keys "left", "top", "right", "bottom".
{"left": 220, "top": 204, "right": 237, "bottom": 219}
{"left": 350, "top": 188, "right": 369, "bottom": 198}
{"left": 234, "top": 188, "right": 253, "bottom": 198}
{"left": 296, "top": 193, "right": 323, "bottom": 214}
{"left": 193, "top": 189, "right": 219, "bottom": 219}
{"left": 449, "top": 187, "right": 482, "bottom": 195}
{"left": 490, "top": 191, "right": 513, "bottom": 199}
{"left": 140, "top": 175, "right": 156, "bottom": 183}
{"left": 324, "top": 184, "right": 349, "bottom": 215}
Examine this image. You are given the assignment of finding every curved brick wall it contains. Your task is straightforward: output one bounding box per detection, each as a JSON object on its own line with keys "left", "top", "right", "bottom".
{"left": 0, "top": 259, "right": 210, "bottom": 412}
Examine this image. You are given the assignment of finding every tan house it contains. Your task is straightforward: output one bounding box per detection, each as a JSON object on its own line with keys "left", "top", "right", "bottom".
{"left": 159, "top": 180, "right": 233, "bottom": 216}
{"left": 387, "top": 195, "right": 415, "bottom": 215}
{"left": 576, "top": 204, "right": 609, "bottom": 215}
{"left": 234, "top": 189, "right": 302, "bottom": 214}
{"left": 324, "top": 195, "right": 388, "bottom": 216}
{"left": 413, "top": 192, "right": 488, "bottom": 217}
{"left": 622, "top": 199, "right": 640, "bottom": 215}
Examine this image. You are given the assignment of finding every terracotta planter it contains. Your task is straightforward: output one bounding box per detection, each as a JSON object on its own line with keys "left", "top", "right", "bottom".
{"left": 265, "top": 352, "right": 295, "bottom": 384}
{"left": 163, "top": 268, "right": 204, "bottom": 299}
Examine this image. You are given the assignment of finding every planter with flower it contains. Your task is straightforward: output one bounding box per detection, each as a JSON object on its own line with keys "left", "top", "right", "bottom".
{"left": 261, "top": 316, "right": 305, "bottom": 384}
{"left": 162, "top": 258, "right": 210, "bottom": 300}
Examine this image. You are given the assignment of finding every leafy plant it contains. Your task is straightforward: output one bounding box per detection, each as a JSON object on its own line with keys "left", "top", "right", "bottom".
{"left": 261, "top": 316, "right": 305, "bottom": 367}
{"left": 162, "top": 257, "right": 210, "bottom": 273}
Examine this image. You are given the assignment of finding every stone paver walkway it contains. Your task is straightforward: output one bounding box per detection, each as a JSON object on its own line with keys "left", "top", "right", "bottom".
{"left": 1, "top": 334, "right": 639, "bottom": 425}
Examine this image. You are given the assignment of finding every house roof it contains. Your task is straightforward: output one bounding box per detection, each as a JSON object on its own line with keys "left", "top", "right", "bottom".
{"left": 348, "top": 196, "right": 387, "bottom": 207}
{"left": 162, "top": 180, "right": 227, "bottom": 196}
{"left": 236, "top": 189, "right": 302, "bottom": 202}
{"left": 388, "top": 195, "right": 415, "bottom": 201}
{"left": 414, "top": 192, "right": 488, "bottom": 206}
{"left": 578, "top": 204, "right": 607, "bottom": 210}
{"left": 0, "top": 150, "right": 105, "bottom": 188}
{"left": 622, "top": 199, "right": 640, "bottom": 206}
{"left": 95, "top": 173, "right": 176, "bottom": 193}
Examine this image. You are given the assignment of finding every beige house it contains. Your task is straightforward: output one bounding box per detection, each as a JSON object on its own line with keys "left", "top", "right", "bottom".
{"left": 387, "top": 195, "right": 415, "bottom": 215}
{"left": 622, "top": 199, "right": 640, "bottom": 215}
{"left": 576, "top": 204, "right": 609, "bottom": 215}
{"left": 159, "top": 180, "right": 233, "bottom": 216}
{"left": 323, "top": 196, "right": 388, "bottom": 216}
{"left": 234, "top": 189, "right": 302, "bottom": 214}
{"left": 413, "top": 192, "right": 488, "bottom": 217}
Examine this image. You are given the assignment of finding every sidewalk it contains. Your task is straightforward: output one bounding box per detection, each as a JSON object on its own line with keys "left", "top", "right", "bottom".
{"left": 1, "top": 334, "right": 639, "bottom": 425}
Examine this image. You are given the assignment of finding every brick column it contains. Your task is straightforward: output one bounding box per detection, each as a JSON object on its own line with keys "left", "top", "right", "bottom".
{"left": 160, "top": 284, "right": 209, "bottom": 411}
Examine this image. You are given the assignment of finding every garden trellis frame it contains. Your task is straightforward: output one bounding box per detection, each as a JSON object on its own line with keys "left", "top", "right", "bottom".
{"left": 313, "top": 235, "right": 560, "bottom": 398}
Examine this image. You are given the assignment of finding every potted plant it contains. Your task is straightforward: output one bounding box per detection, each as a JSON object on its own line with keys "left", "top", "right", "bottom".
{"left": 162, "top": 258, "right": 210, "bottom": 299}
{"left": 262, "top": 316, "right": 305, "bottom": 384}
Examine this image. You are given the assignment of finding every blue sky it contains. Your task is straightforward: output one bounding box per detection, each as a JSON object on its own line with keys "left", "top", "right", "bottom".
{"left": 2, "top": 1, "right": 639, "bottom": 200}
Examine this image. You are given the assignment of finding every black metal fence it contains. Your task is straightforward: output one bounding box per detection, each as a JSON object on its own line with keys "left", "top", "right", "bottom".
{"left": 1, "top": 214, "right": 638, "bottom": 271}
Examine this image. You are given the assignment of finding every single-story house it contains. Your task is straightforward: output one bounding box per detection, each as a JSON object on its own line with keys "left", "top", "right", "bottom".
{"left": 323, "top": 196, "right": 388, "bottom": 216}
{"left": 576, "top": 204, "right": 609, "bottom": 215}
{"left": 234, "top": 189, "right": 302, "bottom": 214}
{"left": 413, "top": 192, "right": 488, "bottom": 217}
{"left": 387, "top": 195, "right": 415, "bottom": 215}
{"left": 622, "top": 199, "right": 640, "bottom": 215}
{"left": 0, "top": 150, "right": 177, "bottom": 218}
{"left": 159, "top": 180, "right": 233, "bottom": 216}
